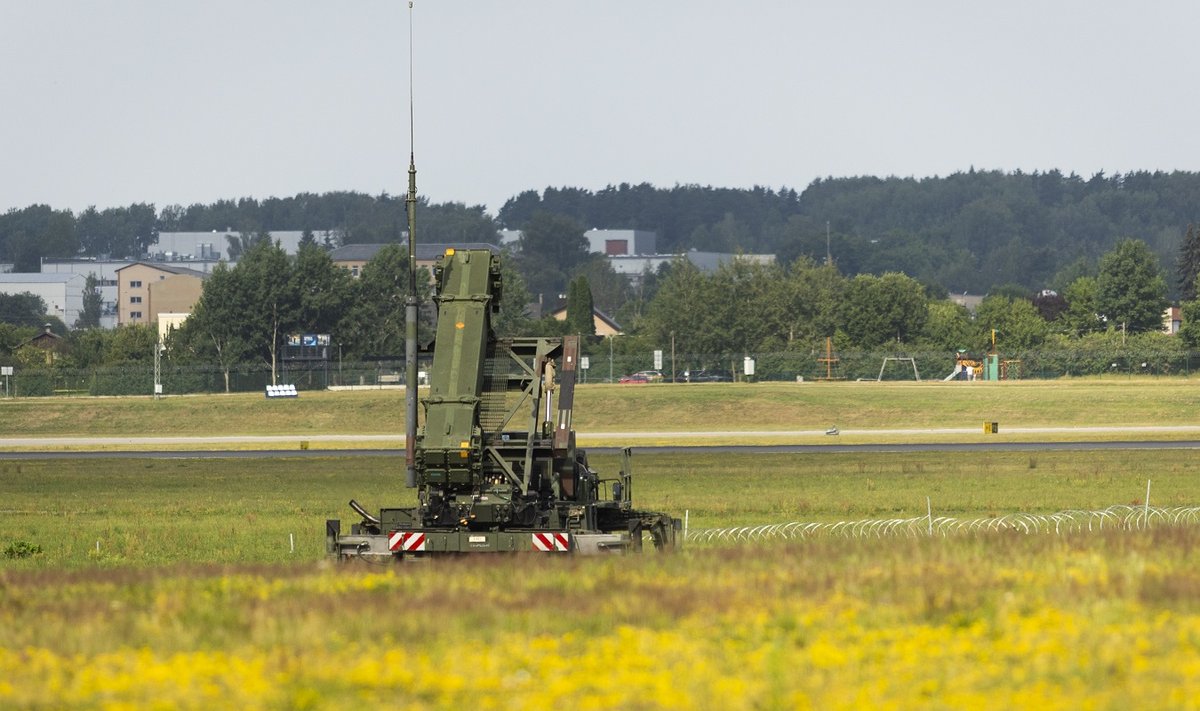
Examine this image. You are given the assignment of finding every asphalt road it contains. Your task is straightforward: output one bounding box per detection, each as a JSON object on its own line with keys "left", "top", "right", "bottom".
{"left": 4, "top": 425, "right": 1200, "bottom": 451}
{"left": 2, "top": 439, "right": 1200, "bottom": 459}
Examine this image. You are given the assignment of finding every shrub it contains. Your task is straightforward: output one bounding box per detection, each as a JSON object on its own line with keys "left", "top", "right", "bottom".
{"left": 3, "top": 540, "right": 43, "bottom": 559}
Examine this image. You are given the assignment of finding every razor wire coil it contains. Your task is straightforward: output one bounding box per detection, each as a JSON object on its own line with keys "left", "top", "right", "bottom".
{"left": 685, "top": 505, "right": 1200, "bottom": 545}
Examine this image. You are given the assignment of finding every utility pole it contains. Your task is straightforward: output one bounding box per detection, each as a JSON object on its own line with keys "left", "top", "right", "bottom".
{"left": 670, "top": 330, "right": 676, "bottom": 383}
{"left": 153, "top": 337, "right": 163, "bottom": 400}
{"left": 609, "top": 335, "right": 614, "bottom": 383}
{"left": 825, "top": 221, "right": 832, "bottom": 266}
{"left": 403, "top": 2, "right": 419, "bottom": 489}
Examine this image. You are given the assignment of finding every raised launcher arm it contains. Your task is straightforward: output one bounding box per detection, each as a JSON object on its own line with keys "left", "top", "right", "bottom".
{"left": 415, "top": 247, "right": 499, "bottom": 496}
{"left": 327, "top": 247, "right": 681, "bottom": 558}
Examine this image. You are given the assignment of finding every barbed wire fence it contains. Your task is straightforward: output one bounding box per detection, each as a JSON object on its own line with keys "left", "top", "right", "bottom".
{"left": 684, "top": 481, "right": 1200, "bottom": 545}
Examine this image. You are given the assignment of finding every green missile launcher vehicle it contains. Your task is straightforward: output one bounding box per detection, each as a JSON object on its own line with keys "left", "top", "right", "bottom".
{"left": 326, "top": 247, "right": 680, "bottom": 559}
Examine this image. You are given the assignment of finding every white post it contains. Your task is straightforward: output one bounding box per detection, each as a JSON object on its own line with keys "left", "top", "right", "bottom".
{"left": 926, "top": 496, "right": 933, "bottom": 536}
{"left": 684, "top": 510, "right": 689, "bottom": 542}
{"left": 289, "top": 533, "right": 295, "bottom": 554}
{"left": 1144, "top": 479, "right": 1151, "bottom": 528}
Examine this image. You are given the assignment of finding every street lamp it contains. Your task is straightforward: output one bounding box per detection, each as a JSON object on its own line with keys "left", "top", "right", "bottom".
{"left": 607, "top": 333, "right": 623, "bottom": 383}
{"left": 609, "top": 334, "right": 615, "bottom": 383}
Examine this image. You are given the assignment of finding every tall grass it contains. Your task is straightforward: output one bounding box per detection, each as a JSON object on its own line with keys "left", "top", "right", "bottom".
{"left": 4, "top": 446, "right": 1200, "bottom": 706}
{"left": 2, "top": 529, "right": 1199, "bottom": 708}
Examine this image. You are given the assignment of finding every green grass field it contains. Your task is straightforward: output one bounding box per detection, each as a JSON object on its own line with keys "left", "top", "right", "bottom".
{"left": 3, "top": 382, "right": 1200, "bottom": 707}
{"left": 1, "top": 378, "right": 1199, "bottom": 441}
{"left": 2, "top": 448, "right": 1196, "bottom": 568}
{"left": 0, "top": 377, "right": 1195, "bottom": 449}
{"left": 2, "top": 448, "right": 1199, "bottom": 707}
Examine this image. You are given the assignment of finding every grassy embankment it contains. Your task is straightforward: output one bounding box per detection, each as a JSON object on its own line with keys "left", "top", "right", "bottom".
{"left": 0, "top": 378, "right": 1198, "bottom": 447}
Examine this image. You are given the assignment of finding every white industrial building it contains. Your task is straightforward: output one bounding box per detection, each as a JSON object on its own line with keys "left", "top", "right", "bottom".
{"left": 609, "top": 251, "right": 775, "bottom": 286}
{"left": 40, "top": 258, "right": 129, "bottom": 329}
{"left": 0, "top": 273, "right": 86, "bottom": 328}
{"left": 499, "top": 228, "right": 657, "bottom": 256}
{"left": 499, "top": 227, "right": 772, "bottom": 287}
{"left": 151, "top": 230, "right": 338, "bottom": 263}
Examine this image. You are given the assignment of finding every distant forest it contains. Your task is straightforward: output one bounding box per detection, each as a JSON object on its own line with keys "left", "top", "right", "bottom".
{"left": 499, "top": 171, "right": 1200, "bottom": 298}
{"left": 3, "top": 169, "right": 1200, "bottom": 297}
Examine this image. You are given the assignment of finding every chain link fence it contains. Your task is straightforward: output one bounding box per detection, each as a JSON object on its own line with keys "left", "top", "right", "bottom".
{"left": 590, "top": 346, "right": 1199, "bottom": 383}
{"left": 3, "top": 346, "right": 1198, "bottom": 397}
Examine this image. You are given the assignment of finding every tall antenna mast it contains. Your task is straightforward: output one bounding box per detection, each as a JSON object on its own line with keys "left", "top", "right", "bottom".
{"left": 404, "top": 0, "right": 419, "bottom": 489}
{"left": 825, "top": 221, "right": 831, "bottom": 266}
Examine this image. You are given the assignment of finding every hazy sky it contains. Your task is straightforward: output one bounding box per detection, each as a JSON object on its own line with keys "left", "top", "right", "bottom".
{"left": 3, "top": 1, "right": 1199, "bottom": 217}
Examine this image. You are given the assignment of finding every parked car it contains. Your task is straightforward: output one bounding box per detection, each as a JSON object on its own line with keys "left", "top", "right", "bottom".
{"left": 683, "top": 369, "right": 733, "bottom": 383}
{"left": 618, "top": 373, "right": 651, "bottom": 384}
{"left": 633, "top": 370, "right": 664, "bottom": 382}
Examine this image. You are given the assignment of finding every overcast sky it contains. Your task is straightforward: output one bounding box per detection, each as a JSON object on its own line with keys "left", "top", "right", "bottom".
{"left": 3, "top": 1, "right": 1198, "bottom": 217}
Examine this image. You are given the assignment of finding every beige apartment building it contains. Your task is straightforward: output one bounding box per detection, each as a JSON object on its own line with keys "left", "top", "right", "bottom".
{"left": 115, "top": 262, "right": 207, "bottom": 326}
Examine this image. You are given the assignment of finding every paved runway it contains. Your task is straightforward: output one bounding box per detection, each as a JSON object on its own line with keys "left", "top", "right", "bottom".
{"left": 2, "top": 439, "right": 1200, "bottom": 459}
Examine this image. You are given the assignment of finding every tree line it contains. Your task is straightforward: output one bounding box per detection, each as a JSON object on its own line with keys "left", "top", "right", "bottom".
{"left": 0, "top": 196, "right": 499, "bottom": 272}
{"left": 499, "top": 170, "right": 1200, "bottom": 298}
{"left": 3, "top": 169, "right": 1200, "bottom": 389}
{"left": 623, "top": 237, "right": 1174, "bottom": 371}
{"left": 6, "top": 169, "right": 1200, "bottom": 299}
{"left": 0, "top": 230, "right": 1197, "bottom": 390}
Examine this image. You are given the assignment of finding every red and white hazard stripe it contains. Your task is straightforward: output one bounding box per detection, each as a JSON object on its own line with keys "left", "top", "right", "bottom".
{"left": 388, "top": 531, "right": 426, "bottom": 552}
{"left": 531, "top": 532, "right": 569, "bottom": 552}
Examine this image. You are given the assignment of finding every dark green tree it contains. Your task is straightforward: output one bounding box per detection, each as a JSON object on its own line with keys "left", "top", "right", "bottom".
{"left": 570, "top": 256, "right": 630, "bottom": 316}
{"left": 340, "top": 244, "right": 432, "bottom": 359}
{"left": 289, "top": 243, "right": 352, "bottom": 336}
{"left": 418, "top": 200, "right": 501, "bottom": 244}
{"left": 68, "top": 327, "right": 109, "bottom": 368}
{"left": 1050, "top": 257, "right": 1096, "bottom": 293}
{"left": 918, "top": 300, "right": 973, "bottom": 350}
{"left": 842, "top": 272, "right": 928, "bottom": 349}
{"left": 564, "top": 276, "right": 595, "bottom": 336}
{"left": 1179, "top": 288, "right": 1200, "bottom": 350}
{"left": 709, "top": 259, "right": 790, "bottom": 353}
{"left": 0, "top": 205, "right": 78, "bottom": 271}
{"left": 1057, "top": 276, "right": 1104, "bottom": 336}
{"left": 516, "top": 212, "right": 590, "bottom": 303}
{"left": 76, "top": 274, "right": 103, "bottom": 329}
{"left": 973, "top": 296, "right": 1049, "bottom": 351}
{"left": 74, "top": 204, "right": 156, "bottom": 257}
{"left": 785, "top": 257, "right": 845, "bottom": 343}
{"left": 493, "top": 251, "right": 532, "bottom": 338}
{"left": 1096, "top": 238, "right": 1169, "bottom": 334}
{"left": 0, "top": 292, "right": 49, "bottom": 327}
{"left": 176, "top": 262, "right": 254, "bottom": 392}
{"left": 106, "top": 324, "right": 158, "bottom": 363}
{"left": 642, "top": 259, "right": 720, "bottom": 360}
{"left": 1177, "top": 224, "right": 1200, "bottom": 302}
{"left": 236, "top": 240, "right": 294, "bottom": 383}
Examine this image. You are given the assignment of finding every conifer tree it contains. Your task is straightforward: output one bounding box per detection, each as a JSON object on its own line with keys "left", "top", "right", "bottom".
{"left": 565, "top": 276, "right": 595, "bottom": 336}
{"left": 1177, "top": 224, "right": 1200, "bottom": 301}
